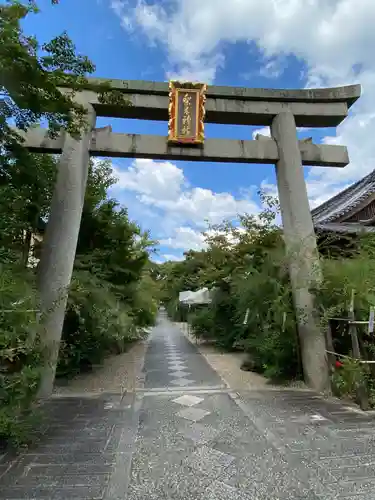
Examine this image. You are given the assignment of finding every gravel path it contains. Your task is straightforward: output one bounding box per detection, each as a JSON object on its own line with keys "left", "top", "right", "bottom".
{"left": 53, "top": 339, "right": 147, "bottom": 395}
{"left": 177, "top": 322, "right": 275, "bottom": 390}
{"left": 178, "top": 322, "right": 306, "bottom": 391}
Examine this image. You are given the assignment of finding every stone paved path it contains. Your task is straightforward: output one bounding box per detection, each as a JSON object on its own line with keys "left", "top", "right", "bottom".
{"left": 2, "top": 312, "right": 375, "bottom": 499}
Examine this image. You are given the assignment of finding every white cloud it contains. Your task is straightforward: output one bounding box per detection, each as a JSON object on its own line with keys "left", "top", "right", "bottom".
{"left": 112, "top": 0, "right": 375, "bottom": 84}
{"left": 159, "top": 227, "right": 207, "bottom": 251}
{"left": 252, "top": 127, "right": 271, "bottom": 140}
{"left": 167, "top": 54, "right": 225, "bottom": 84}
{"left": 113, "top": 158, "right": 185, "bottom": 202}
{"left": 162, "top": 254, "right": 185, "bottom": 262}
{"left": 113, "top": 159, "right": 259, "bottom": 227}
{"left": 158, "top": 225, "right": 249, "bottom": 253}
{"left": 111, "top": 0, "right": 375, "bottom": 208}
{"left": 111, "top": 159, "right": 260, "bottom": 251}
{"left": 261, "top": 175, "right": 351, "bottom": 211}
{"left": 259, "top": 57, "right": 287, "bottom": 79}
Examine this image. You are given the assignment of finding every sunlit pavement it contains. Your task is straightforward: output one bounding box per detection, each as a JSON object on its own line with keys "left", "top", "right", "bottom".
{"left": 1, "top": 313, "right": 375, "bottom": 499}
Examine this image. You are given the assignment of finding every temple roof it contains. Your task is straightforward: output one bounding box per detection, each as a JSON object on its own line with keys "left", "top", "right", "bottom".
{"left": 314, "top": 222, "right": 375, "bottom": 234}
{"left": 311, "top": 169, "right": 375, "bottom": 225}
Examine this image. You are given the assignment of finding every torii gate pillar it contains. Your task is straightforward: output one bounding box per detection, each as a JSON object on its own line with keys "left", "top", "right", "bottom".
{"left": 37, "top": 104, "right": 96, "bottom": 399}
{"left": 271, "top": 111, "right": 328, "bottom": 392}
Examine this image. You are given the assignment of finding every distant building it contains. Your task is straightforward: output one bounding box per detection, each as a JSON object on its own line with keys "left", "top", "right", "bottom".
{"left": 312, "top": 170, "right": 375, "bottom": 235}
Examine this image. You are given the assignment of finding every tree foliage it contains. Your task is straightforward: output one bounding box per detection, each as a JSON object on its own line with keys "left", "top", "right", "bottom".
{"left": 0, "top": 1, "right": 160, "bottom": 446}
{"left": 1, "top": 0, "right": 129, "bottom": 145}
{"left": 158, "top": 197, "right": 298, "bottom": 379}
{"left": 160, "top": 196, "right": 375, "bottom": 391}
{"left": 1, "top": 0, "right": 94, "bottom": 144}
{"left": 57, "top": 158, "right": 158, "bottom": 379}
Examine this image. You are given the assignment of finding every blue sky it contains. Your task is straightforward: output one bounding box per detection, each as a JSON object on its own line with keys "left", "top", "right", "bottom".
{"left": 22, "top": 0, "right": 375, "bottom": 262}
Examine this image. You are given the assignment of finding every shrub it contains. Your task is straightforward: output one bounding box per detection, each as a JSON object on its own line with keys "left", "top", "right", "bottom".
{"left": 331, "top": 358, "right": 374, "bottom": 405}
{"left": 185, "top": 250, "right": 300, "bottom": 380}
{"left": 189, "top": 307, "right": 215, "bottom": 340}
{"left": 128, "top": 273, "right": 159, "bottom": 328}
{"left": 231, "top": 258, "right": 300, "bottom": 380}
{"left": 57, "top": 271, "right": 140, "bottom": 378}
{"left": 166, "top": 299, "right": 187, "bottom": 322}
{"left": 0, "top": 265, "right": 44, "bottom": 447}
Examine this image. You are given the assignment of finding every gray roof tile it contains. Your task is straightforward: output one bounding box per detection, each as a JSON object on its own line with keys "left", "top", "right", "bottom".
{"left": 311, "top": 169, "right": 375, "bottom": 224}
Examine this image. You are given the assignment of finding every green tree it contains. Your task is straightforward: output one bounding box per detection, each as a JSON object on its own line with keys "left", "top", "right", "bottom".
{"left": 1, "top": 0, "right": 95, "bottom": 145}
{"left": 0, "top": 1, "right": 159, "bottom": 443}
{"left": 75, "top": 159, "right": 156, "bottom": 301}
{"left": 0, "top": 153, "right": 56, "bottom": 265}
{"left": 159, "top": 198, "right": 300, "bottom": 376}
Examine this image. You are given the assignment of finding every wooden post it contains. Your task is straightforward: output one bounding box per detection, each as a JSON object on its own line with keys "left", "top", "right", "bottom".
{"left": 349, "top": 290, "right": 369, "bottom": 410}
{"left": 325, "top": 321, "right": 335, "bottom": 375}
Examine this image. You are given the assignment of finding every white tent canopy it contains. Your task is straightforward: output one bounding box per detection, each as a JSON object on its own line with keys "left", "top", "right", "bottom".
{"left": 179, "top": 288, "right": 213, "bottom": 305}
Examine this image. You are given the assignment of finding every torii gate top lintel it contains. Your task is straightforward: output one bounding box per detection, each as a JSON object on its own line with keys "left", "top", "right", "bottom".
{"left": 59, "top": 77, "right": 361, "bottom": 128}
{"left": 63, "top": 76, "right": 361, "bottom": 105}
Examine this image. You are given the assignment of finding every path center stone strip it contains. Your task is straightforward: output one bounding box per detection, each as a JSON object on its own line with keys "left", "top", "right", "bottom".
{"left": 142, "top": 314, "right": 224, "bottom": 390}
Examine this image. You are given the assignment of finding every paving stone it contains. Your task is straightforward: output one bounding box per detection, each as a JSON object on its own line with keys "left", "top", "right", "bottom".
{"left": 170, "top": 370, "right": 191, "bottom": 378}
{"left": 168, "top": 361, "right": 187, "bottom": 368}
{"left": 170, "top": 377, "right": 195, "bottom": 386}
{"left": 168, "top": 366, "right": 188, "bottom": 373}
{"left": 204, "top": 480, "right": 253, "bottom": 500}
{"left": 185, "top": 445, "right": 235, "bottom": 477}
{"left": 16, "top": 473, "right": 108, "bottom": 488}
{"left": 178, "top": 422, "right": 220, "bottom": 445}
{"left": 172, "top": 395, "right": 204, "bottom": 407}
{"left": 0, "top": 486, "right": 60, "bottom": 499}
{"left": 317, "top": 454, "right": 375, "bottom": 469}
{"left": 327, "top": 478, "right": 375, "bottom": 495}
{"left": 23, "top": 463, "right": 113, "bottom": 476}
{"left": 34, "top": 441, "right": 109, "bottom": 455}
{"left": 177, "top": 407, "right": 211, "bottom": 422}
{"left": 0, "top": 484, "right": 106, "bottom": 499}
{"left": 23, "top": 452, "right": 116, "bottom": 466}
{"left": 129, "top": 462, "right": 212, "bottom": 500}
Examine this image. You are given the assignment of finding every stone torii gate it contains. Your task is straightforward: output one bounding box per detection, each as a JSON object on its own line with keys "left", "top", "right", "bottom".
{"left": 18, "top": 78, "right": 360, "bottom": 397}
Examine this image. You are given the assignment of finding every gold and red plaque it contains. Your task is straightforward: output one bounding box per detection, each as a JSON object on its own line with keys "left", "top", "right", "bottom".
{"left": 168, "top": 81, "right": 207, "bottom": 145}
